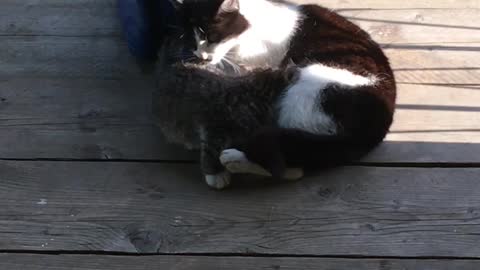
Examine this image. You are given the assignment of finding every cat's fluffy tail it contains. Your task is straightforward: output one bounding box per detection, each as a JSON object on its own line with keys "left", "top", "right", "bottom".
{"left": 238, "top": 127, "right": 382, "bottom": 179}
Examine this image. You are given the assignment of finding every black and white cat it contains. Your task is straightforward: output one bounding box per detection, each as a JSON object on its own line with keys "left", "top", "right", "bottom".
{"left": 157, "top": 0, "right": 396, "bottom": 189}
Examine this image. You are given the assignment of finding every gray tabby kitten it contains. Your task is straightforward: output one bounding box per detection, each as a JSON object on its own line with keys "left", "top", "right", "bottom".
{"left": 154, "top": 63, "right": 302, "bottom": 189}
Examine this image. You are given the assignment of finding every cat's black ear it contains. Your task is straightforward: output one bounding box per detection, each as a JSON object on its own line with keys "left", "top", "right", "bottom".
{"left": 168, "top": 0, "right": 183, "bottom": 9}
{"left": 219, "top": 0, "right": 240, "bottom": 12}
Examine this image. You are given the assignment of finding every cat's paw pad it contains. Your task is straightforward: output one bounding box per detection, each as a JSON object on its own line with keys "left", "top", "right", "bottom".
{"left": 219, "top": 148, "right": 248, "bottom": 165}
{"left": 283, "top": 168, "right": 304, "bottom": 181}
{"left": 205, "top": 171, "right": 231, "bottom": 190}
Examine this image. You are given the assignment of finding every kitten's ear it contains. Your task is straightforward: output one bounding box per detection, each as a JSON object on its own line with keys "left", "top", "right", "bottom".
{"left": 219, "top": 0, "right": 240, "bottom": 12}
{"left": 168, "top": 0, "right": 184, "bottom": 9}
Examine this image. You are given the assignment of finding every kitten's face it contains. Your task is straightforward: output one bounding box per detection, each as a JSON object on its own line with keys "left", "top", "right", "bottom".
{"left": 176, "top": 0, "right": 249, "bottom": 64}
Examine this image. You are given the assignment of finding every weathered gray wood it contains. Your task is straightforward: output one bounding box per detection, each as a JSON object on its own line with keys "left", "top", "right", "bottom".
{"left": 3, "top": 1, "right": 478, "bottom": 46}
{"left": 0, "top": 1, "right": 478, "bottom": 164}
{"left": 0, "top": 36, "right": 142, "bottom": 79}
{"left": 1, "top": 53, "right": 479, "bottom": 162}
{"left": 4, "top": 36, "right": 477, "bottom": 79}
{"left": 3, "top": 38, "right": 477, "bottom": 80}
{"left": 1, "top": 74, "right": 480, "bottom": 162}
{"left": 1, "top": 254, "right": 479, "bottom": 270}
{"left": 298, "top": 0, "right": 480, "bottom": 9}
{"left": 386, "top": 47, "right": 480, "bottom": 74}
{"left": 0, "top": 78, "right": 193, "bottom": 160}
{"left": 365, "top": 141, "right": 480, "bottom": 163}
{"left": 341, "top": 9, "right": 480, "bottom": 45}
{"left": 1, "top": 160, "right": 480, "bottom": 256}
{"left": 0, "top": 0, "right": 118, "bottom": 36}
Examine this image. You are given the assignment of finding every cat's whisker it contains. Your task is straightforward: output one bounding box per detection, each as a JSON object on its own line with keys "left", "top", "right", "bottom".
{"left": 222, "top": 56, "right": 242, "bottom": 74}
{"left": 181, "top": 56, "right": 197, "bottom": 64}
{"left": 218, "top": 60, "right": 226, "bottom": 70}
{"left": 224, "top": 59, "right": 238, "bottom": 73}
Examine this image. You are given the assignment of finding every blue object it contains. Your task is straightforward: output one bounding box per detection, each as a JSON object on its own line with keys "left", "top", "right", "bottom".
{"left": 118, "top": 0, "right": 178, "bottom": 61}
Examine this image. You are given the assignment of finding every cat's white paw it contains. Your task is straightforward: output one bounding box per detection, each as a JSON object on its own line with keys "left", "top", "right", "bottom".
{"left": 219, "top": 149, "right": 249, "bottom": 165}
{"left": 205, "top": 171, "right": 231, "bottom": 190}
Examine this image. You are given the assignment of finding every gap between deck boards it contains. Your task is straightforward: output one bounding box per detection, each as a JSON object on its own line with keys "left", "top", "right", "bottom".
{"left": 1, "top": 158, "right": 480, "bottom": 169}
{"left": 2, "top": 250, "right": 480, "bottom": 261}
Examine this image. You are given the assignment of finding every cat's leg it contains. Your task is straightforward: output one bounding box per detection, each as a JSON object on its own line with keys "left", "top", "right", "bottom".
{"left": 220, "top": 149, "right": 304, "bottom": 181}
{"left": 200, "top": 128, "right": 232, "bottom": 190}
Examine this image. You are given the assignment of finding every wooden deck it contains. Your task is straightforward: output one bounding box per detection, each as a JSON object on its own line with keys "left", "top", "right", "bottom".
{"left": 1, "top": 0, "right": 479, "bottom": 269}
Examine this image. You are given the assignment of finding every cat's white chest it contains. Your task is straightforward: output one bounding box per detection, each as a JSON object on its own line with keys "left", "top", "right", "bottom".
{"left": 233, "top": 0, "right": 301, "bottom": 68}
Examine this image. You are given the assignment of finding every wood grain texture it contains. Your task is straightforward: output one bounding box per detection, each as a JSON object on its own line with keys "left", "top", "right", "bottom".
{"left": 0, "top": 78, "right": 193, "bottom": 160}
{"left": 1, "top": 0, "right": 479, "bottom": 266}
{"left": 4, "top": 36, "right": 477, "bottom": 79}
{"left": 0, "top": 0, "right": 118, "bottom": 36}
{"left": 1, "top": 160, "right": 480, "bottom": 256}
{"left": 340, "top": 9, "right": 480, "bottom": 44}
{"left": 386, "top": 47, "right": 480, "bottom": 71}
{"left": 1, "top": 254, "right": 479, "bottom": 270}
{"left": 0, "top": 36, "right": 143, "bottom": 79}
{"left": 2, "top": 0, "right": 478, "bottom": 46}
{"left": 1, "top": 49, "right": 479, "bottom": 162}
{"left": 387, "top": 83, "right": 480, "bottom": 144}
{"left": 297, "top": 0, "right": 480, "bottom": 9}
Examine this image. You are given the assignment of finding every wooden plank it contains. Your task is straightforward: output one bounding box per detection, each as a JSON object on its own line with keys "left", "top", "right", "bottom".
{"left": 0, "top": 36, "right": 141, "bottom": 79}
{"left": 1, "top": 7, "right": 477, "bottom": 78}
{"left": 0, "top": 78, "right": 193, "bottom": 160}
{"left": 0, "top": 6, "right": 478, "bottom": 162}
{"left": 8, "top": 36, "right": 476, "bottom": 80}
{"left": 297, "top": 0, "right": 480, "bottom": 9}
{"left": 1, "top": 160, "right": 480, "bottom": 256}
{"left": 368, "top": 99, "right": 480, "bottom": 163}
{"left": 386, "top": 47, "right": 480, "bottom": 71}
{"left": 1, "top": 77, "right": 480, "bottom": 162}
{"left": 2, "top": 3, "right": 479, "bottom": 46}
{"left": 0, "top": 0, "right": 118, "bottom": 36}
{"left": 367, "top": 83, "right": 480, "bottom": 162}
{"left": 367, "top": 46, "right": 480, "bottom": 162}
{"left": 390, "top": 110, "right": 480, "bottom": 144}
{"left": 339, "top": 9, "right": 480, "bottom": 45}
{"left": 390, "top": 81, "right": 480, "bottom": 144}
{"left": 1, "top": 45, "right": 479, "bottom": 162}
{"left": 366, "top": 141, "right": 480, "bottom": 164}
{"left": 1, "top": 254, "right": 480, "bottom": 270}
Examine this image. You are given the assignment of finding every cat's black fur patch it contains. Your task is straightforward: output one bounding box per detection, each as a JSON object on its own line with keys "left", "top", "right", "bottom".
{"left": 237, "top": 4, "right": 396, "bottom": 175}
{"left": 176, "top": 0, "right": 249, "bottom": 45}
